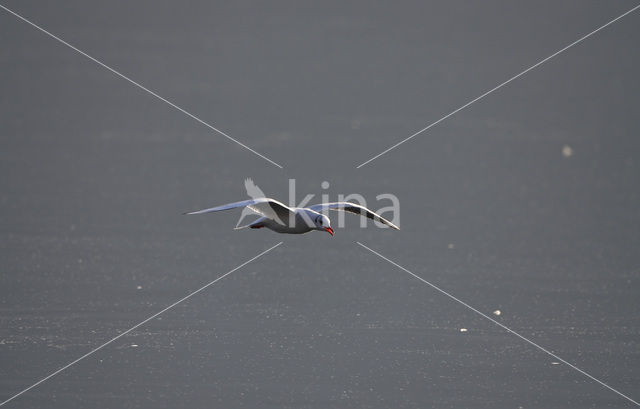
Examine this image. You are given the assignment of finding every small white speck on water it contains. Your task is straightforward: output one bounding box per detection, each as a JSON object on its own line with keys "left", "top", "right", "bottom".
{"left": 562, "top": 145, "right": 573, "bottom": 157}
{"left": 551, "top": 362, "right": 560, "bottom": 365}
{"left": 136, "top": 285, "right": 142, "bottom": 290}
{"left": 130, "top": 344, "right": 138, "bottom": 348}
{"left": 460, "top": 328, "right": 467, "bottom": 332}
{"left": 448, "top": 243, "right": 455, "bottom": 249}
{"left": 493, "top": 310, "right": 501, "bottom": 316}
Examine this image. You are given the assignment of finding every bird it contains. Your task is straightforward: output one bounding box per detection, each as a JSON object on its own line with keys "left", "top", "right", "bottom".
{"left": 184, "top": 197, "right": 399, "bottom": 236}
{"left": 235, "top": 178, "right": 267, "bottom": 229}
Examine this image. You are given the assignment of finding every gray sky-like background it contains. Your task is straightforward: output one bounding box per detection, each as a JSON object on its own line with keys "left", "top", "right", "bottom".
{"left": 1, "top": 1, "right": 639, "bottom": 408}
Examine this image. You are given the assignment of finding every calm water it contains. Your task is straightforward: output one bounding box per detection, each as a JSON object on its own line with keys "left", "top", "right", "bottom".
{"left": 1, "top": 1, "right": 639, "bottom": 408}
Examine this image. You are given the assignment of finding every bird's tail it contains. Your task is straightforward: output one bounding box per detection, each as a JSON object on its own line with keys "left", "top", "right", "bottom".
{"left": 235, "top": 214, "right": 265, "bottom": 230}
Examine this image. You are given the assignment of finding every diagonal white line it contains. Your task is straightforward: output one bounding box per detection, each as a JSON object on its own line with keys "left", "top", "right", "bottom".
{"left": 0, "top": 242, "right": 283, "bottom": 407}
{"left": 356, "top": 4, "right": 640, "bottom": 168}
{"left": 0, "top": 4, "right": 283, "bottom": 169}
{"left": 356, "top": 241, "right": 640, "bottom": 407}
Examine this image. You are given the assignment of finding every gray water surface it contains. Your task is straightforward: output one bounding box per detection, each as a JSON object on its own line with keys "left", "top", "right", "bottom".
{"left": 1, "top": 1, "right": 639, "bottom": 408}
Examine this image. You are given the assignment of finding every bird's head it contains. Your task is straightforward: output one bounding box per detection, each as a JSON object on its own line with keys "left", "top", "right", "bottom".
{"left": 314, "top": 214, "right": 334, "bottom": 236}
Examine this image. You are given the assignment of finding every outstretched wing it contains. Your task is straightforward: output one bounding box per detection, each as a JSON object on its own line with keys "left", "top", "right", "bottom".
{"left": 244, "top": 178, "right": 266, "bottom": 199}
{"left": 308, "top": 202, "right": 400, "bottom": 230}
{"left": 184, "top": 198, "right": 293, "bottom": 225}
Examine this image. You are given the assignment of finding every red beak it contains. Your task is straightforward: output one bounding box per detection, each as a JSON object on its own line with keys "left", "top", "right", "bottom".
{"left": 324, "top": 227, "right": 334, "bottom": 236}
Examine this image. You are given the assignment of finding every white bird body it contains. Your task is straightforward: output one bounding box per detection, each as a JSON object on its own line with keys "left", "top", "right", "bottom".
{"left": 245, "top": 209, "right": 323, "bottom": 234}
{"left": 184, "top": 197, "right": 399, "bottom": 236}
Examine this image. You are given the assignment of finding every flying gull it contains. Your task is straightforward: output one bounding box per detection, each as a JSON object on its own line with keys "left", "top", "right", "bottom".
{"left": 184, "top": 198, "right": 399, "bottom": 236}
